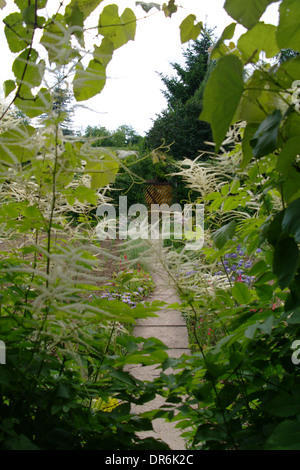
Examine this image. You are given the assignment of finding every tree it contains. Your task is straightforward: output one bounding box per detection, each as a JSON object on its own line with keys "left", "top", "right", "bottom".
{"left": 85, "top": 124, "right": 142, "bottom": 148}
{"left": 51, "top": 77, "right": 75, "bottom": 136}
{"left": 145, "top": 35, "right": 214, "bottom": 160}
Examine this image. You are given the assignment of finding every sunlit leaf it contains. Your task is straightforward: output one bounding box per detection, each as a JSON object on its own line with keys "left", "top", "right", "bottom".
{"left": 200, "top": 54, "right": 244, "bottom": 152}
{"left": 93, "top": 37, "right": 114, "bottom": 66}
{"left": 180, "top": 14, "right": 202, "bottom": 44}
{"left": 238, "top": 22, "right": 279, "bottom": 63}
{"left": 210, "top": 22, "right": 237, "bottom": 59}
{"left": 3, "top": 79, "right": 16, "bottom": 98}
{"left": 277, "top": 0, "right": 300, "bottom": 52}
{"left": 98, "top": 5, "right": 136, "bottom": 50}
{"left": 84, "top": 149, "right": 119, "bottom": 188}
{"left": 224, "top": 0, "right": 279, "bottom": 29}
{"left": 73, "top": 60, "right": 106, "bottom": 101}
{"left": 4, "top": 12, "right": 31, "bottom": 52}
{"left": 0, "top": 124, "right": 36, "bottom": 165}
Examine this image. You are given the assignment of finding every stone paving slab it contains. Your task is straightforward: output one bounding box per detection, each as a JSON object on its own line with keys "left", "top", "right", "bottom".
{"left": 133, "top": 325, "right": 190, "bottom": 349}
{"left": 124, "top": 243, "right": 191, "bottom": 450}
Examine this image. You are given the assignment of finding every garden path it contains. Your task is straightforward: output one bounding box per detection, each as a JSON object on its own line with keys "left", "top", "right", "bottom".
{"left": 125, "top": 240, "right": 190, "bottom": 450}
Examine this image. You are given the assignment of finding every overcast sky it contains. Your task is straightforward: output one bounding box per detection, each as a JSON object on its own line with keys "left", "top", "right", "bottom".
{"left": 0, "top": 0, "right": 280, "bottom": 135}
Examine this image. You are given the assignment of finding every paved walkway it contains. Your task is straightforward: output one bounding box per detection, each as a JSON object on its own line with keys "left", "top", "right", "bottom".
{"left": 125, "top": 241, "right": 190, "bottom": 450}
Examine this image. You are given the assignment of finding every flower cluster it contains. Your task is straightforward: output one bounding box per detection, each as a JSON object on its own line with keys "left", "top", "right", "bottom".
{"left": 97, "top": 264, "right": 155, "bottom": 308}
{"left": 214, "top": 246, "right": 263, "bottom": 286}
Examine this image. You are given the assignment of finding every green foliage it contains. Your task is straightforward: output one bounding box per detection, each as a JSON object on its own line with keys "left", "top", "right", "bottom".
{"left": 151, "top": 0, "right": 300, "bottom": 450}
{"left": 0, "top": 0, "right": 171, "bottom": 450}
{"left": 2, "top": 0, "right": 300, "bottom": 452}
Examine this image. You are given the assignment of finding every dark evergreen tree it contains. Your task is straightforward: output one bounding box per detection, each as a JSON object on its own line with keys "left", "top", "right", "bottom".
{"left": 52, "top": 78, "right": 75, "bottom": 136}
{"left": 145, "top": 35, "right": 215, "bottom": 160}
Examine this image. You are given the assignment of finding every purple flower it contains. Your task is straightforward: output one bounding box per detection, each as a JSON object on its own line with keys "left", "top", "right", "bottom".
{"left": 256, "top": 248, "right": 262, "bottom": 253}
{"left": 231, "top": 264, "right": 237, "bottom": 271}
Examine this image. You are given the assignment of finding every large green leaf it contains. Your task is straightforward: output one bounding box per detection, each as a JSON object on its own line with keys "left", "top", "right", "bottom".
{"left": 179, "top": 14, "right": 202, "bottom": 44}
{"left": 199, "top": 54, "right": 244, "bottom": 152}
{"left": 238, "top": 22, "right": 279, "bottom": 63}
{"left": 66, "top": 0, "right": 103, "bottom": 20}
{"left": 241, "top": 123, "right": 257, "bottom": 169}
{"left": 224, "top": 0, "right": 280, "bottom": 29}
{"left": 276, "top": 137, "right": 300, "bottom": 176}
{"left": 236, "top": 70, "right": 278, "bottom": 124}
{"left": 211, "top": 220, "right": 237, "bottom": 250}
{"left": 282, "top": 197, "right": 300, "bottom": 242}
{"left": 250, "top": 110, "right": 282, "bottom": 158}
{"left": 264, "top": 392, "right": 300, "bottom": 417}
{"left": 232, "top": 282, "right": 252, "bottom": 305}
{"left": 65, "top": 0, "right": 104, "bottom": 45}
{"left": 210, "top": 22, "right": 236, "bottom": 60}
{"left": 73, "top": 60, "right": 106, "bottom": 101}
{"left": 41, "top": 15, "right": 78, "bottom": 65}
{"left": 4, "top": 12, "right": 32, "bottom": 53}
{"left": 3, "top": 80, "right": 16, "bottom": 98}
{"left": 84, "top": 149, "right": 119, "bottom": 188}
{"left": 277, "top": 0, "right": 300, "bottom": 52}
{"left": 14, "top": 87, "right": 51, "bottom": 118}
{"left": 98, "top": 5, "right": 136, "bottom": 50}
{"left": 12, "top": 48, "right": 45, "bottom": 90}
{"left": 273, "top": 236, "right": 299, "bottom": 289}
{"left": 93, "top": 37, "right": 114, "bottom": 67}
{"left": 266, "top": 420, "right": 300, "bottom": 450}
{"left": 15, "top": 0, "right": 47, "bottom": 9}
{"left": 0, "top": 124, "right": 36, "bottom": 165}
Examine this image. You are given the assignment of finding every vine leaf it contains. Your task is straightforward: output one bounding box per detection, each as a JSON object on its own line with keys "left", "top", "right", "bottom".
{"left": 250, "top": 110, "right": 282, "bottom": 158}
{"left": 4, "top": 12, "right": 32, "bottom": 53}
{"left": 273, "top": 236, "right": 299, "bottom": 289}
{"left": 98, "top": 5, "right": 136, "bottom": 50}
{"left": 277, "top": 0, "right": 300, "bottom": 52}
{"left": 0, "top": 124, "right": 36, "bottom": 165}
{"left": 210, "top": 22, "right": 236, "bottom": 59}
{"left": 73, "top": 60, "right": 106, "bottom": 101}
{"left": 200, "top": 54, "right": 244, "bottom": 152}
{"left": 84, "top": 150, "right": 119, "bottom": 189}
{"left": 162, "top": 0, "right": 177, "bottom": 17}
{"left": 282, "top": 197, "right": 300, "bottom": 242}
{"left": 238, "top": 22, "right": 279, "bottom": 63}
{"left": 232, "top": 282, "right": 252, "bottom": 305}
{"left": 224, "top": 0, "right": 280, "bottom": 29}
{"left": 180, "top": 14, "right": 202, "bottom": 43}
{"left": 211, "top": 219, "right": 237, "bottom": 250}
{"left": 3, "top": 79, "right": 16, "bottom": 98}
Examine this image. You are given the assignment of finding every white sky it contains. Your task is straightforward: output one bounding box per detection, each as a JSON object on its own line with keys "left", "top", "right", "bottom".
{"left": 0, "top": 0, "right": 280, "bottom": 135}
